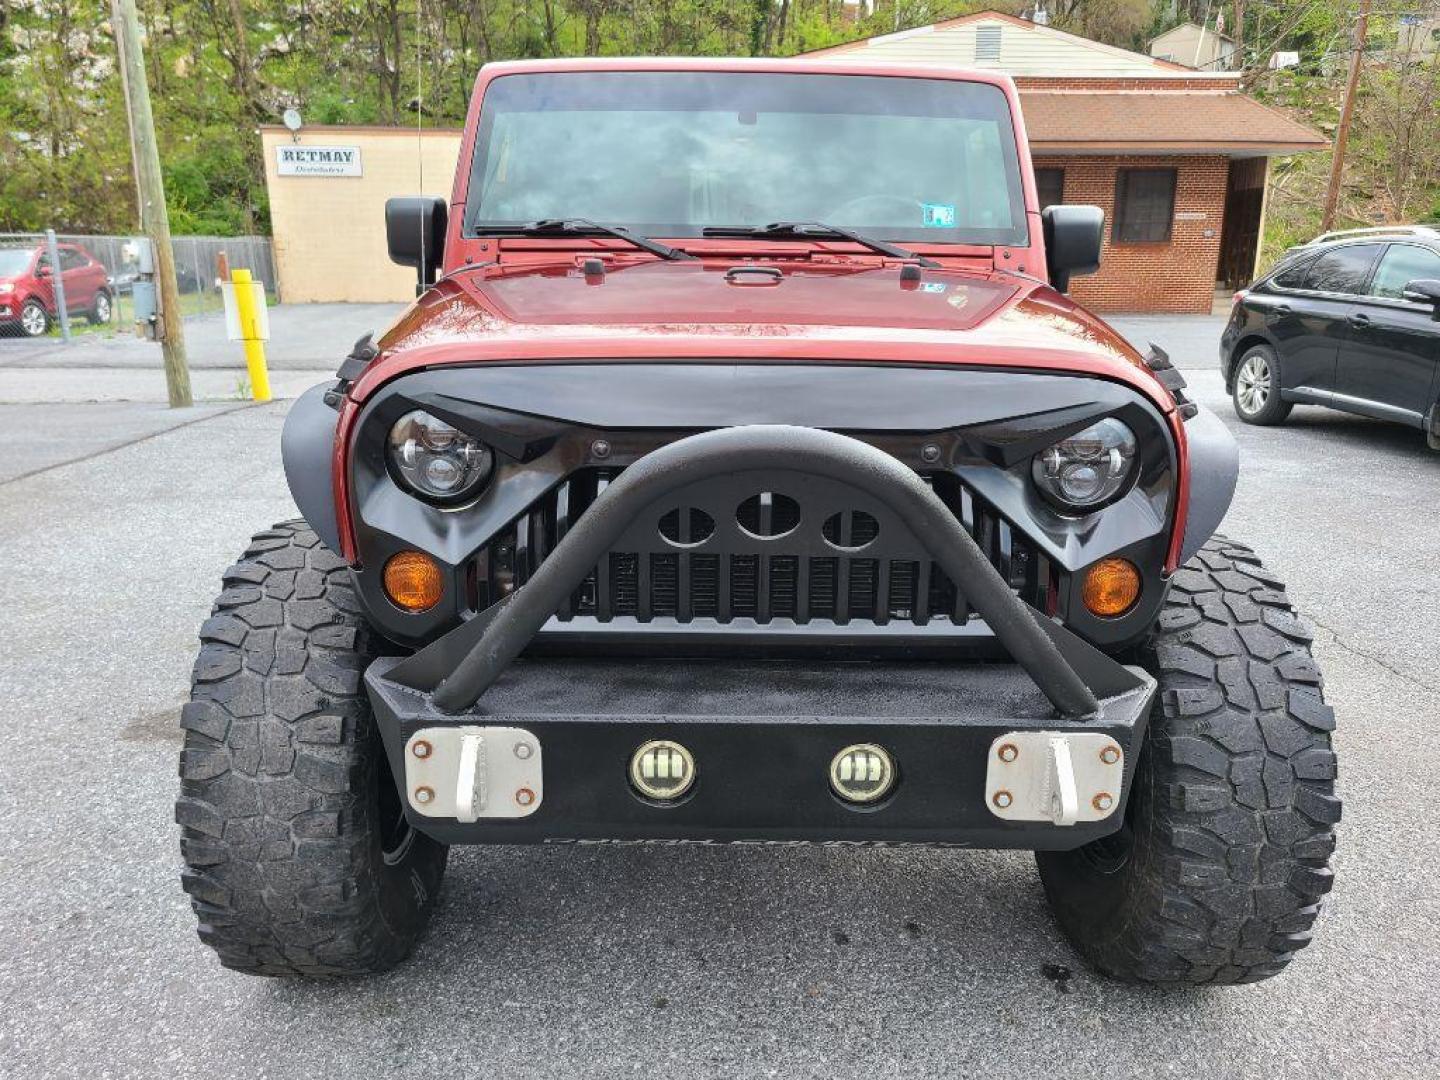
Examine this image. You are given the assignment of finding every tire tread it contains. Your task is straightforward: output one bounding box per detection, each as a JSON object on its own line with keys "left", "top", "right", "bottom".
{"left": 1039, "top": 536, "right": 1339, "bottom": 985}
{"left": 177, "top": 520, "right": 445, "bottom": 977}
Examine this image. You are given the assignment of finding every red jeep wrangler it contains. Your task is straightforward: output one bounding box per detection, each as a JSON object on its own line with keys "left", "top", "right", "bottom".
{"left": 179, "top": 59, "right": 1339, "bottom": 985}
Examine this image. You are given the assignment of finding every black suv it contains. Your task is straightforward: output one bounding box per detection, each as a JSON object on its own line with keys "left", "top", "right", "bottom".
{"left": 1221, "top": 226, "right": 1440, "bottom": 447}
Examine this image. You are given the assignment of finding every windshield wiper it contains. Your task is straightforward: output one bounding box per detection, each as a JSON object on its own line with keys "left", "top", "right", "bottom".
{"left": 476, "top": 218, "right": 695, "bottom": 261}
{"left": 702, "top": 221, "right": 940, "bottom": 269}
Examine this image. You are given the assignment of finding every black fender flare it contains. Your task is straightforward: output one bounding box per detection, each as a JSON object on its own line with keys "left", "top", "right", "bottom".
{"left": 1178, "top": 404, "right": 1238, "bottom": 565}
{"left": 280, "top": 381, "right": 343, "bottom": 553}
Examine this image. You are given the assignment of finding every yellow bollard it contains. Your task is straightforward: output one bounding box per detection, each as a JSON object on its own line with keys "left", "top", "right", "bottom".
{"left": 231, "top": 268, "right": 272, "bottom": 402}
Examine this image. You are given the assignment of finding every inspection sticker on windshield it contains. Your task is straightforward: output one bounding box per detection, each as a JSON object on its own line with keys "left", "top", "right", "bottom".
{"left": 921, "top": 203, "right": 956, "bottom": 228}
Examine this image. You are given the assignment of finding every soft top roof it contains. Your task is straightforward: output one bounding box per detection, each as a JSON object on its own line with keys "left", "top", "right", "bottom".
{"left": 471, "top": 54, "right": 1020, "bottom": 89}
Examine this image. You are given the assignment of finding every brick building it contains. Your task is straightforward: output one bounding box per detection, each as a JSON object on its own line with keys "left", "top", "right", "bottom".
{"left": 805, "top": 11, "right": 1326, "bottom": 312}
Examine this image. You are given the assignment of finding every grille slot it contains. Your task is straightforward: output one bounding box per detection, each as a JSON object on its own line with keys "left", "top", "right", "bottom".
{"left": 471, "top": 468, "right": 1058, "bottom": 628}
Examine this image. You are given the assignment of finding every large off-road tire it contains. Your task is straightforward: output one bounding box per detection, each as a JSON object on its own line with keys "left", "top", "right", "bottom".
{"left": 1037, "top": 537, "right": 1340, "bottom": 985}
{"left": 177, "top": 520, "right": 448, "bottom": 976}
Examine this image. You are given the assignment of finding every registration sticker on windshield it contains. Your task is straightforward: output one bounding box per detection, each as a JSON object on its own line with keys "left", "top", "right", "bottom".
{"left": 921, "top": 203, "right": 957, "bottom": 228}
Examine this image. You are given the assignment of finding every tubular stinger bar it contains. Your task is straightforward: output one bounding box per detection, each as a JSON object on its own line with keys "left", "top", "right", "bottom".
{"left": 384, "top": 425, "right": 1134, "bottom": 719}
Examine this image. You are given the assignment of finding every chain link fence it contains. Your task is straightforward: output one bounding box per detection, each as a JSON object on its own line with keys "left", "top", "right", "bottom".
{"left": 0, "top": 231, "right": 277, "bottom": 341}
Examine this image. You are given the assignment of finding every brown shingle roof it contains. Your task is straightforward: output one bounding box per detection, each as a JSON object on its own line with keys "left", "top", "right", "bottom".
{"left": 1019, "top": 90, "right": 1326, "bottom": 154}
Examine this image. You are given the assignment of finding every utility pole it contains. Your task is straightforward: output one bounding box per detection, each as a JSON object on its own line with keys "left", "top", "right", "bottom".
{"left": 111, "top": 7, "right": 145, "bottom": 224}
{"left": 1320, "top": 0, "right": 1372, "bottom": 233}
{"left": 111, "top": 0, "right": 192, "bottom": 408}
{"left": 1232, "top": 0, "right": 1245, "bottom": 71}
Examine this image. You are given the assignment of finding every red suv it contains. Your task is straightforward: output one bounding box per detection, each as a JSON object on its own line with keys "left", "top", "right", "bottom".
{"left": 0, "top": 241, "right": 113, "bottom": 336}
{"left": 179, "top": 59, "right": 1339, "bottom": 987}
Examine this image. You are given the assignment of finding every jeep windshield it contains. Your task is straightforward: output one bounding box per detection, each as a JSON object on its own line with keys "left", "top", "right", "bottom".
{"left": 464, "top": 70, "right": 1029, "bottom": 248}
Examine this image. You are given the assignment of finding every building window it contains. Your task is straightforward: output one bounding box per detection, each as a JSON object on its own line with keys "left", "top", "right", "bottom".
{"left": 1035, "top": 168, "right": 1064, "bottom": 210}
{"left": 1113, "top": 168, "right": 1177, "bottom": 244}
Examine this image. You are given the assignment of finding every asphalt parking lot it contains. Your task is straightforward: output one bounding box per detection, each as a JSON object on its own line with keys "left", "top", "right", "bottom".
{"left": 1, "top": 322, "right": 1437, "bottom": 1078}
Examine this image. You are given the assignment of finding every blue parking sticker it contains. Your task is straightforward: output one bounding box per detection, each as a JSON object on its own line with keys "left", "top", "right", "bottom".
{"left": 921, "top": 203, "right": 957, "bottom": 228}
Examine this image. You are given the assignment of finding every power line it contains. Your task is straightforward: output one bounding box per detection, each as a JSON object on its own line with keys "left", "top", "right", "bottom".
{"left": 1321, "top": 0, "right": 1373, "bottom": 231}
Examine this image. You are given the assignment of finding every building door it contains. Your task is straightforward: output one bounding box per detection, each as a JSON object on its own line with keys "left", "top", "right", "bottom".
{"left": 1218, "top": 158, "right": 1266, "bottom": 291}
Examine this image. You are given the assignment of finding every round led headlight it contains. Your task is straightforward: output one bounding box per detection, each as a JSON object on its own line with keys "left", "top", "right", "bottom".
{"left": 1031, "top": 418, "right": 1137, "bottom": 513}
{"left": 387, "top": 409, "right": 494, "bottom": 504}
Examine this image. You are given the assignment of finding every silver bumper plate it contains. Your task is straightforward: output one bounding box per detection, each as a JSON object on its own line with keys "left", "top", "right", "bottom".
{"left": 404, "top": 726, "right": 543, "bottom": 822}
{"left": 984, "top": 731, "right": 1124, "bottom": 825}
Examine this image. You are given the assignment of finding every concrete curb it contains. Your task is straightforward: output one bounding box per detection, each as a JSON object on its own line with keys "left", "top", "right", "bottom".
{"left": 0, "top": 367, "right": 334, "bottom": 404}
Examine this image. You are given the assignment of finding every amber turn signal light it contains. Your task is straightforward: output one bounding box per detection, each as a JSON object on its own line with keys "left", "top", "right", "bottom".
{"left": 383, "top": 551, "right": 444, "bottom": 612}
{"left": 1082, "top": 558, "right": 1141, "bottom": 617}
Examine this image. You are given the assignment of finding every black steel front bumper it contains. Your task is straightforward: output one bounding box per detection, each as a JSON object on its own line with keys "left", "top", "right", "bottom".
{"left": 368, "top": 654, "right": 1153, "bottom": 850}
{"left": 365, "top": 426, "right": 1157, "bottom": 850}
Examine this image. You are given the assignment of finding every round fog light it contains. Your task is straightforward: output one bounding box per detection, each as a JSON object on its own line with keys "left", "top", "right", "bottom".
{"left": 630, "top": 740, "right": 695, "bottom": 801}
{"left": 1082, "top": 557, "right": 1142, "bottom": 617}
{"left": 383, "top": 550, "right": 445, "bottom": 612}
{"left": 829, "top": 743, "right": 895, "bottom": 804}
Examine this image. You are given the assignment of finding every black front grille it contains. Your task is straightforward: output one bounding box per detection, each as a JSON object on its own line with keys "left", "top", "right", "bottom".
{"left": 470, "top": 468, "right": 1058, "bottom": 628}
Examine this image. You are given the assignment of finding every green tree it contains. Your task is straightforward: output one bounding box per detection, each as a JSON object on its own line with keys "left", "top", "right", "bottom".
{"left": 2, "top": 0, "right": 1429, "bottom": 245}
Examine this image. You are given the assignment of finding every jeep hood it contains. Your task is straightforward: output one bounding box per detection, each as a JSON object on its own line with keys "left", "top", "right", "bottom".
{"left": 361, "top": 259, "right": 1170, "bottom": 410}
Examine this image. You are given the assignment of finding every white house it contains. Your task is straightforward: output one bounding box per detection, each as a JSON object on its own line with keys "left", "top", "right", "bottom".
{"left": 1148, "top": 21, "right": 1238, "bottom": 72}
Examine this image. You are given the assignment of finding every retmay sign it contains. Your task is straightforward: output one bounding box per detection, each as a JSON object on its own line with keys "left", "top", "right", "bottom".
{"left": 275, "top": 145, "right": 363, "bottom": 177}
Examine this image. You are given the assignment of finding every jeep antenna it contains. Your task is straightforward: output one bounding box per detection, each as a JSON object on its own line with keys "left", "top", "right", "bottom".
{"left": 416, "top": 0, "right": 426, "bottom": 290}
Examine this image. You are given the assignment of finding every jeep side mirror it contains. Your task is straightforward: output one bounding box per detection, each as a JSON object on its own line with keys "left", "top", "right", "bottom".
{"left": 386, "top": 196, "right": 448, "bottom": 295}
{"left": 1401, "top": 278, "right": 1440, "bottom": 318}
{"left": 34, "top": 264, "right": 50, "bottom": 278}
{"left": 1042, "top": 205, "right": 1104, "bottom": 294}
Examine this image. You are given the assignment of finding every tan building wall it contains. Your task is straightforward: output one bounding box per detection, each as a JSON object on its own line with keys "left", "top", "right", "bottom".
{"left": 261, "top": 125, "right": 462, "bottom": 303}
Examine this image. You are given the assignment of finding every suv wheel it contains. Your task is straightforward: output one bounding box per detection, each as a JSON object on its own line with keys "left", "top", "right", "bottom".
{"left": 88, "top": 288, "right": 113, "bottom": 325}
{"left": 1036, "top": 537, "right": 1339, "bottom": 984}
{"left": 1232, "top": 344, "right": 1292, "bottom": 425}
{"left": 19, "top": 298, "right": 48, "bottom": 337}
{"left": 178, "top": 520, "right": 449, "bottom": 976}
